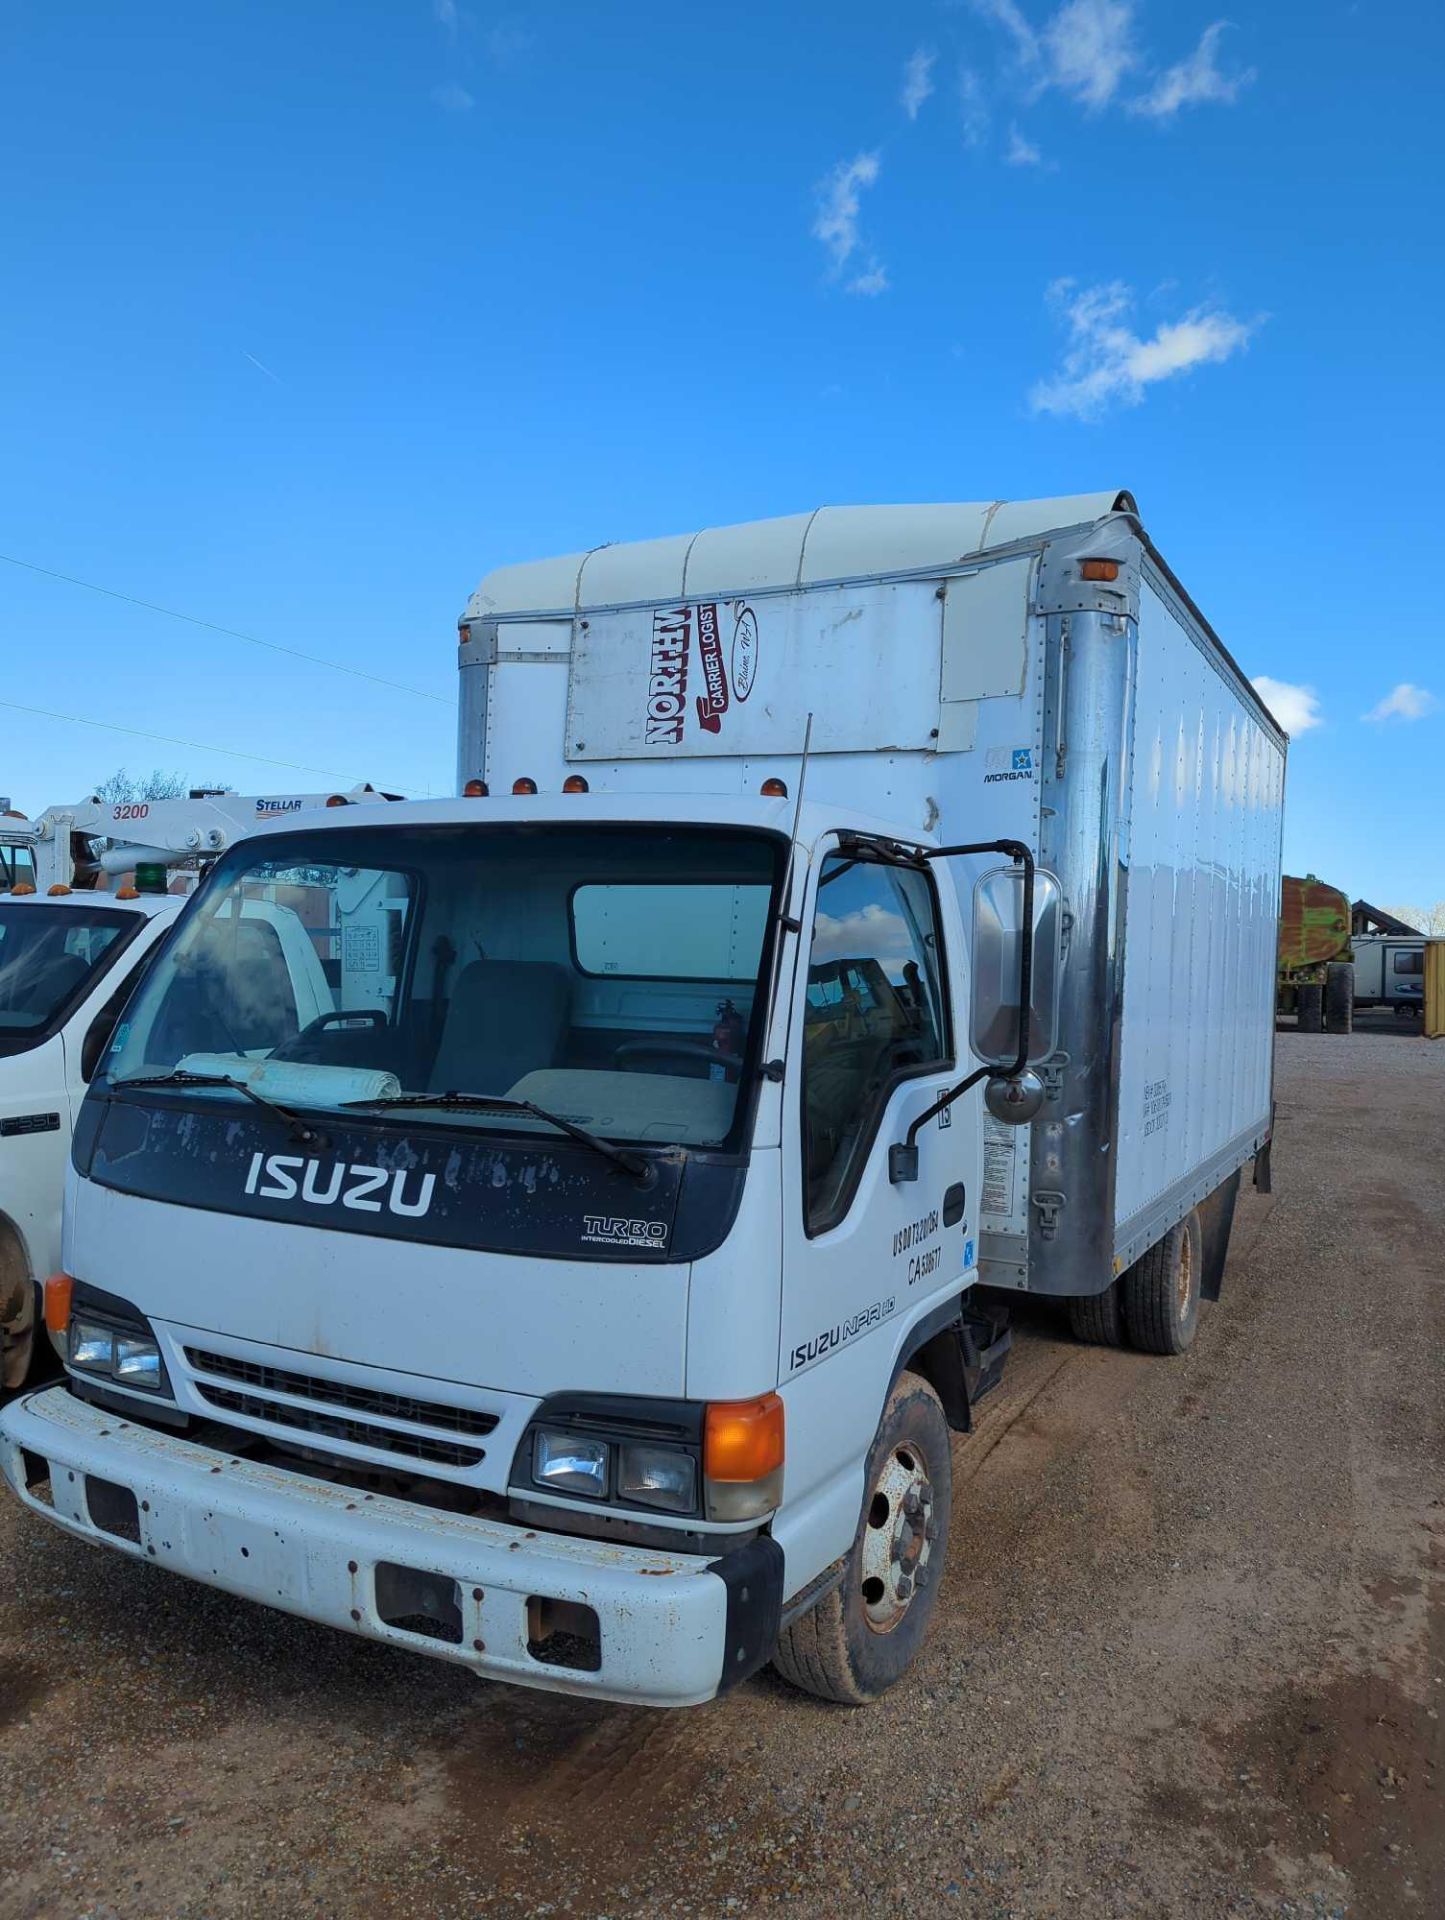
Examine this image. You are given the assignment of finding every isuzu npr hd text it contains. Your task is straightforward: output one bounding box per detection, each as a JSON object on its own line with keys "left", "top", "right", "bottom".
{"left": 0, "top": 493, "right": 1284, "bottom": 1706}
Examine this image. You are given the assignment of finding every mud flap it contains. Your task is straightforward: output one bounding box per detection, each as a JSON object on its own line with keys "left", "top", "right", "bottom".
{"left": 1198, "top": 1170, "right": 1241, "bottom": 1302}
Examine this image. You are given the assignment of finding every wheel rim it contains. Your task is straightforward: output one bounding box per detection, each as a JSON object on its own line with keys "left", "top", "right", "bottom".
{"left": 1176, "top": 1227, "right": 1197, "bottom": 1319}
{"left": 860, "top": 1441, "right": 934, "bottom": 1634}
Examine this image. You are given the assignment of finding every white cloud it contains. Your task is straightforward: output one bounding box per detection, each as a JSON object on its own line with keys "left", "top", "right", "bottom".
{"left": 433, "top": 0, "right": 459, "bottom": 29}
{"left": 848, "top": 263, "right": 890, "bottom": 296}
{"left": 1363, "top": 683, "right": 1440, "bottom": 723}
{"left": 1041, "top": 0, "right": 1139, "bottom": 111}
{"left": 971, "top": 0, "right": 1040, "bottom": 63}
{"left": 812, "top": 904, "right": 916, "bottom": 970}
{"left": 1006, "top": 124, "right": 1044, "bottom": 165}
{"left": 1030, "top": 278, "right": 1256, "bottom": 418}
{"left": 1251, "top": 677, "right": 1323, "bottom": 737}
{"left": 813, "top": 151, "right": 882, "bottom": 278}
{"left": 431, "top": 81, "right": 474, "bottom": 111}
{"left": 959, "top": 66, "right": 991, "bottom": 148}
{"left": 901, "top": 47, "right": 937, "bottom": 120}
{"left": 1133, "top": 21, "right": 1255, "bottom": 118}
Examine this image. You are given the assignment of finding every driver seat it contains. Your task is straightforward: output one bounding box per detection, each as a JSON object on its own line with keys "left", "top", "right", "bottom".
{"left": 429, "top": 959, "right": 572, "bottom": 1097}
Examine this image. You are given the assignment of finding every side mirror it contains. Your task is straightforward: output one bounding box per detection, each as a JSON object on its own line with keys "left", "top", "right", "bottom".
{"left": 969, "top": 866, "right": 1063, "bottom": 1069}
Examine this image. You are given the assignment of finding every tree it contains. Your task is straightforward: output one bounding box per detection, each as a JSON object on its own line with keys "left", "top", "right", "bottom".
{"left": 93, "top": 769, "right": 228, "bottom": 804}
{"left": 1383, "top": 903, "right": 1445, "bottom": 936}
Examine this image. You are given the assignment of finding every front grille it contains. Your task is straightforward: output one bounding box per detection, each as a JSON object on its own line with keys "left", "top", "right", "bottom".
{"left": 194, "top": 1384, "right": 487, "bottom": 1469}
{"left": 184, "top": 1348, "right": 498, "bottom": 1438}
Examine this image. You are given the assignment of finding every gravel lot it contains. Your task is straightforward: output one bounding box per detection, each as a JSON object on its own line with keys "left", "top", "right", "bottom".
{"left": 1, "top": 1025, "right": 1441, "bottom": 1918}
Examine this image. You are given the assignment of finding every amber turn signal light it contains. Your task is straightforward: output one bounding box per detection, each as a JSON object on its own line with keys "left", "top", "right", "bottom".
{"left": 44, "top": 1273, "right": 74, "bottom": 1337}
{"left": 705, "top": 1393, "right": 785, "bottom": 1482}
{"left": 1080, "top": 558, "right": 1120, "bottom": 582}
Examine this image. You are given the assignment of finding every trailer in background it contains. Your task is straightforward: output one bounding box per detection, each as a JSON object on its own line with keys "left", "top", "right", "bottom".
{"left": 1351, "top": 932, "right": 1427, "bottom": 1016}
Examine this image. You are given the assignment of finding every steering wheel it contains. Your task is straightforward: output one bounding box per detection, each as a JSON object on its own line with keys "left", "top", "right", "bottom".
{"left": 613, "top": 1040, "right": 745, "bottom": 1075}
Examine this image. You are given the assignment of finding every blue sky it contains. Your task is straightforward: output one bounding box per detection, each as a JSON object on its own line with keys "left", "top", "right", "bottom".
{"left": 2, "top": 1, "right": 1442, "bottom": 907}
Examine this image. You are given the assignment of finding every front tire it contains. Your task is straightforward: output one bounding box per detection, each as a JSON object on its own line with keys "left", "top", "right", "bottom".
{"left": 1121, "top": 1210, "right": 1203, "bottom": 1355}
{"left": 772, "top": 1372, "right": 952, "bottom": 1705}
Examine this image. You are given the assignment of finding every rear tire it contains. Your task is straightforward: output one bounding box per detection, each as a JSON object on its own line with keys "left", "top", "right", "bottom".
{"left": 1324, "top": 963, "right": 1354, "bottom": 1035}
{"left": 1068, "top": 1282, "right": 1125, "bottom": 1347}
{"left": 1296, "top": 983, "right": 1324, "bottom": 1032}
{"left": 772, "top": 1372, "right": 952, "bottom": 1706}
{"left": 1122, "top": 1210, "right": 1203, "bottom": 1355}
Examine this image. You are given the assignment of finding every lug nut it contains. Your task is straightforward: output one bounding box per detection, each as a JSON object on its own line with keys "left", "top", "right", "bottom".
{"left": 903, "top": 1489, "right": 921, "bottom": 1517}
{"left": 925, "top": 1521, "right": 938, "bottom": 1542}
{"left": 896, "top": 1574, "right": 914, "bottom": 1600}
{"left": 915, "top": 1565, "right": 929, "bottom": 1589}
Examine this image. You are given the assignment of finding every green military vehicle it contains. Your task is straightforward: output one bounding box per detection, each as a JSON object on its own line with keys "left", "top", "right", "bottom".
{"left": 1277, "top": 873, "right": 1353, "bottom": 1033}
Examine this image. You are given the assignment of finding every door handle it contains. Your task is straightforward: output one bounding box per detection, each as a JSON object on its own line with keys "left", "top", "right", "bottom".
{"left": 942, "top": 1183, "right": 967, "bottom": 1228}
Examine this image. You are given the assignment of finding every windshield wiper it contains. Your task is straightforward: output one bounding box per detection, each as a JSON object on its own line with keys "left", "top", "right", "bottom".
{"left": 340, "top": 1089, "right": 652, "bottom": 1182}
{"left": 111, "top": 1071, "right": 328, "bottom": 1147}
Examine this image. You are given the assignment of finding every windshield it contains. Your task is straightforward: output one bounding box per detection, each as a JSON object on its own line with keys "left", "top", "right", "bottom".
{"left": 106, "top": 822, "right": 783, "bottom": 1153}
{"left": 0, "top": 902, "right": 137, "bottom": 1046}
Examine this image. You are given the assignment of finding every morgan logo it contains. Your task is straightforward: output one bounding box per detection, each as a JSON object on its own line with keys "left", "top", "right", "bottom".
{"left": 694, "top": 601, "right": 731, "bottom": 734}
{"left": 730, "top": 604, "right": 758, "bottom": 703}
{"left": 644, "top": 606, "right": 691, "bottom": 746}
{"left": 243, "top": 1152, "right": 436, "bottom": 1218}
{"left": 581, "top": 1214, "right": 668, "bottom": 1249}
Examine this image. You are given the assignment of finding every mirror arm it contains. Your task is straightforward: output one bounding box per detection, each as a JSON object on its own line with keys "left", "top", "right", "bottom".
{"left": 889, "top": 841, "right": 1036, "bottom": 1184}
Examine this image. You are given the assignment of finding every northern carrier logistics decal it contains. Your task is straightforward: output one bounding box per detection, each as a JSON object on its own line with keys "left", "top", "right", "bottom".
{"left": 643, "top": 602, "right": 758, "bottom": 746}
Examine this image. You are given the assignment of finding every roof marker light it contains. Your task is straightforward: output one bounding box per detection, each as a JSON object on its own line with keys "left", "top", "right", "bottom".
{"left": 325, "top": 794, "right": 349, "bottom": 807}
{"left": 47, "top": 883, "right": 72, "bottom": 896}
{"left": 1080, "top": 558, "right": 1120, "bottom": 582}
{"left": 563, "top": 775, "right": 589, "bottom": 794}
{"left": 512, "top": 777, "right": 538, "bottom": 795}
{"left": 463, "top": 778, "right": 489, "bottom": 798}
{"left": 760, "top": 777, "right": 788, "bottom": 798}
{"left": 115, "top": 886, "right": 140, "bottom": 899}
{"left": 11, "top": 883, "right": 36, "bottom": 896}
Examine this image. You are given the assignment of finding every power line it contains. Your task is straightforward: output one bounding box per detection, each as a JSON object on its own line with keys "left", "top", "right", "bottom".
{"left": 0, "top": 697, "right": 397, "bottom": 787}
{"left": 0, "top": 551, "right": 449, "bottom": 705}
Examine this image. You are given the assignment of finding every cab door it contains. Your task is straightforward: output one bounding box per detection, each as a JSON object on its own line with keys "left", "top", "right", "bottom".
{"left": 778, "top": 838, "right": 980, "bottom": 1407}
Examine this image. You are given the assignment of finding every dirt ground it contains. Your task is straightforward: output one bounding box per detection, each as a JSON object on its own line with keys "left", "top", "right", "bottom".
{"left": 1, "top": 1022, "right": 1440, "bottom": 1919}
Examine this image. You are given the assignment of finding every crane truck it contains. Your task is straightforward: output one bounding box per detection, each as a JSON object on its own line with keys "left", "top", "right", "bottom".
{"left": 0, "top": 787, "right": 397, "bottom": 1388}
{"left": 1, "top": 492, "right": 1283, "bottom": 1707}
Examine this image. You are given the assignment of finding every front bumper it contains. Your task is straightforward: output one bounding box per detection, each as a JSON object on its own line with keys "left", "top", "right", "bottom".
{"left": 0, "top": 1386, "right": 781, "bottom": 1707}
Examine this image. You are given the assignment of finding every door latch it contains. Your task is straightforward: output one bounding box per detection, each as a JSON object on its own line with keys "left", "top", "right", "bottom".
{"left": 1031, "top": 1189, "right": 1066, "bottom": 1239}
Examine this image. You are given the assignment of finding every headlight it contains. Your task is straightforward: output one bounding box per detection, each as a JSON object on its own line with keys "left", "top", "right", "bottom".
{"left": 618, "top": 1441, "right": 697, "bottom": 1514}
{"left": 532, "top": 1428, "right": 609, "bottom": 1499}
{"left": 67, "top": 1316, "right": 166, "bottom": 1394}
{"left": 69, "top": 1318, "right": 116, "bottom": 1373}
{"left": 114, "top": 1336, "right": 163, "bottom": 1390}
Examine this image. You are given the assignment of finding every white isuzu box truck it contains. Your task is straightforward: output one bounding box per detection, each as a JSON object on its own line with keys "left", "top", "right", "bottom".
{"left": 0, "top": 492, "right": 1284, "bottom": 1707}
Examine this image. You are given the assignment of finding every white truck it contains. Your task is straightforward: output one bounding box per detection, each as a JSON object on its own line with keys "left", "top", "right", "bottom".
{"left": 0, "top": 788, "right": 394, "bottom": 1388}
{"left": 0, "top": 493, "right": 1284, "bottom": 1707}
